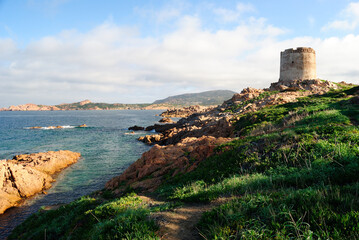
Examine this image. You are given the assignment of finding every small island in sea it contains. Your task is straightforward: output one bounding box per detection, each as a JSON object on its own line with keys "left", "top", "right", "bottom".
{"left": 4, "top": 47, "right": 359, "bottom": 239}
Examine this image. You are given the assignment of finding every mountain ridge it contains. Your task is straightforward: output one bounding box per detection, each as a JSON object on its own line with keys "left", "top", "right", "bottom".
{"left": 0, "top": 90, "right": 236, "bottom": 111}
{"left": 153, "top": 90, "right": 237, "bottom": 106}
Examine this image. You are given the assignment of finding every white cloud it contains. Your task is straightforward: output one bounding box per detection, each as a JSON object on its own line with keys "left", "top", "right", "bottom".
{"left": 1, "top": 8, "right": 359, "bottom": 107}
{"left": 134, "top": 1, "right": 187, "bottom": 23}
{"left": 213, "top": 2, "right": 255, "bottom": 22}
{"left": 322, "top": 2, "right": 359, "bottom": 31}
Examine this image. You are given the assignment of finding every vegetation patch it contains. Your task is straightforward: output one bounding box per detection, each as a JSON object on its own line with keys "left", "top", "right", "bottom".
{"left": 9, "top": 85, "right": 359, "bottom": 239}
{"left": 9, "top": 193, "right": 166, "bottom": 240}
{"left": 157, "top": 85, "right": 359, "bottom": 238}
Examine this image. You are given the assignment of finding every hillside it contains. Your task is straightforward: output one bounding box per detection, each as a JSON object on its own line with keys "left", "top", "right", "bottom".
{"left": 0, "top": 90, "right": 236, "bottom": 111}
{"left": 8, "top": 80, "right": 359, "bottom": 239}
{"left": 152, "top": 90, "right": 236, "bottom": 106}
{"left": 55, "top": 100, "right": 151, "bottom": 110}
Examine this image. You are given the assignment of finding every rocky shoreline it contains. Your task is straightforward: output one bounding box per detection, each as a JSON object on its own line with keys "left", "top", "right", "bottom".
{"left": 5, "top": 79, "right": 359, "bottom": 239}
{"left": 160, "top": 105, "right": 212, "bottom": 118}
{"left": 0, "top": 150, "right": 81, "bottom": 214}
{"left": 106, "top": 79, "right": 351, "bottom": 194}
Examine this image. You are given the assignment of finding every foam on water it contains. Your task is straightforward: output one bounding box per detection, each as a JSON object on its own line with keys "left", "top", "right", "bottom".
{"left": 24, "top": 125, "right": 82, "bottom": 130}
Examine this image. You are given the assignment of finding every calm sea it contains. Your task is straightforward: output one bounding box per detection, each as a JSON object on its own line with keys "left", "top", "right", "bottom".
{"left": 0, "top": 110, "right": 162, "bottom": 238}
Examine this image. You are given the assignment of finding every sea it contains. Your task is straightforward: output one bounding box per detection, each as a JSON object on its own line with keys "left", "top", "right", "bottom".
{"left": 0, "top": 109, "right": 163, "bottom": 238}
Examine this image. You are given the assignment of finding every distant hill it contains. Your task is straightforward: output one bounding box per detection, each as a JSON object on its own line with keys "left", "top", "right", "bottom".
{"left": 0, "top": 90, "right": 237, "bottom": 111}
{"left": 55, "top": 100, "right": 151, "bottom": 110}
{"left": 152, "top": 90, "right": 236, "bottom": 106}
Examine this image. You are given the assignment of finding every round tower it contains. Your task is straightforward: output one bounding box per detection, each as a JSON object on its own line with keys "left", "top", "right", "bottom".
{"left": 279, "top": 47, "right": 316, "bottom": 82}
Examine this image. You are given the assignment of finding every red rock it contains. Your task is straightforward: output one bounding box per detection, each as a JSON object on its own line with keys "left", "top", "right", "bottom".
{"left": 0, "top": 150, "right": 81, "bottom": 214}
{"left": 159, "top": 117, "right": 174, "bottom": 123}
{"left": 160, "top": 105, "right": 212, "bottom": 118}
{"left": 106, "top": 136, "right": 230, "bottom": 192}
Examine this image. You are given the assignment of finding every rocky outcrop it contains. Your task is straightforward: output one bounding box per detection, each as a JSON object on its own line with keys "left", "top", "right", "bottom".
{"left": 0, "top": 150, "right": 81, "bottom": 214}
{"left": 270, "top": 79, "right": 338, "bottom": 93}
{"left": 128, "top": 125, "right": 145, "bottom": 131}
{"left": 159, "top": 117, "right": 174, "bottom": 123}
{"left": 139, "top": 115, "right": 233, "bottom": 146}
{"left": 11, "top": 150, "right": 81, "bottom": 174}
{"left": 160, "top": 105, "right": 211, "bottom": 118}
{"left": 0, "top": 103, "right": 60, "bottom": 111}
{"left": 144, "top": 123, "right": 177, "bottom": 133}
{"left": 79, "top": 100, "right": 91, "bottom": 106}
{"left": 107, "top": 79, "right": 352, "bottom": 195}
{"left": 106, "top": 136, "right": 230, "bottom": 192}
{"left": 137, "top": 80, "right": 346, "bottom": 147}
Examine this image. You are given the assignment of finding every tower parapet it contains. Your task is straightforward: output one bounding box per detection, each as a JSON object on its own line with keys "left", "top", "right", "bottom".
{"left": 279, "top": 47, "right": 316, "bottom": 82}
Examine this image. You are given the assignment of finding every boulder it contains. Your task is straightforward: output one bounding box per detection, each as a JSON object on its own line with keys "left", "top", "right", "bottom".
{"left": 145, "top": 124, "right": 177, "bottom": 133}
{"left": 128, "top": 125, "right": 145, "bottom": 131}
{"left": 159, "top": 117, "right": 174, "bottom": 123}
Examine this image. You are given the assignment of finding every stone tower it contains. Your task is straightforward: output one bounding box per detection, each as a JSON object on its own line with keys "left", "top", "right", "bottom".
{"left": 279, "top": 47, "right": 316, "bottom": 82}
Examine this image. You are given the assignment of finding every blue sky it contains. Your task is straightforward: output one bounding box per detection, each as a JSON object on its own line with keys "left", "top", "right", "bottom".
{"left": 0, "top": 0, "right": 359, "bottom": 107}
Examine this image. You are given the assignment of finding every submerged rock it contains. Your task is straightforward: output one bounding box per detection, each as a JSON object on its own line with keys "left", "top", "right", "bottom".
{"left": 0, "top": 150, "right": 81, "bottom": 214}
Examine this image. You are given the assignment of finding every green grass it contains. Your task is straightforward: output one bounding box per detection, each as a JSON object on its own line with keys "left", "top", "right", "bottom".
{"left": 8, "top": 193, "right": 162, "bottom": 240}
{"left": 9, "top": 84, "right": 359, "bottom": 239}
{"left": 198, "top": 184, "right": 359, "bottom": 239}
{"left": 156, "top": 85, "right": 359, "bottom": 239}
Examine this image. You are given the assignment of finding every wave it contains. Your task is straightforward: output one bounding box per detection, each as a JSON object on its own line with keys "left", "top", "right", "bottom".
{"left": 25, "top": 125, "right": 86, "bottom": 130}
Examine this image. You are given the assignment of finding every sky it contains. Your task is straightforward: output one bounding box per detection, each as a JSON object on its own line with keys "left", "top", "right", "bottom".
{"left": 0, "top": 0, "right": 359, "bottom": 107}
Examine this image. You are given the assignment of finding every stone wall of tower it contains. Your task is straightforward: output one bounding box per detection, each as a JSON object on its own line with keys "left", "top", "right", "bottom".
{"left": 279, "top": 47, "right": 316, "bottom": 82}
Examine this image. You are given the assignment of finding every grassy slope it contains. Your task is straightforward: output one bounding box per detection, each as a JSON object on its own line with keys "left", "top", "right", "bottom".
{"left": 159, "top": 84, "right": 359, "bottom": 239}
{"left": 9, "top": 84, "right": 359, "bottom": 239}
{"left": 152, "top": 90, "right": 237, "bottom": 106}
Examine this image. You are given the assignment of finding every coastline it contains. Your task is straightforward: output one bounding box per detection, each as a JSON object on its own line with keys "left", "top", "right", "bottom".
{"left": 0, "top": 151, "right": 81, "bottom": 214}
{"left": 0, "top": 109, "right": 159, "bottom": 238}
{"left": 5, "top": 80, "right": 359, "bottom": 239}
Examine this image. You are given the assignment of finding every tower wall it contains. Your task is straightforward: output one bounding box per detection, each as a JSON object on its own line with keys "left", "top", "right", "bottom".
{"left": 279, "top": 47, "right": 316, "bottom": 82}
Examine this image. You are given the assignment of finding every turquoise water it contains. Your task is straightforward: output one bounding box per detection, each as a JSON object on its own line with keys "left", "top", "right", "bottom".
{"left": 0, "top": 110, "right": 162, "bottom": 238}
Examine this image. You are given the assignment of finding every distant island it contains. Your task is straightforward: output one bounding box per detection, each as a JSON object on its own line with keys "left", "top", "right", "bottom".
{"left": 0, "top": 90, "right": 236, "bottom": 111}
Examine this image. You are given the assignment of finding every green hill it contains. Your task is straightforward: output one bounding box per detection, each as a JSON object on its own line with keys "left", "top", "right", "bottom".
{"left": 152, "top": 90, "right": 236, "bottom": 106}
{"left": 55, "top": 100, "right": 150, "bottom": 110}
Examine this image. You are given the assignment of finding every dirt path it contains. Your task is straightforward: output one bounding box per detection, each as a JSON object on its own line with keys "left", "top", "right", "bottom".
{"left": 153, "top": 202, "right": 214, "bottom": 240}
{"left": 140, "top": 195, "right": 228, "bottom": 240}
